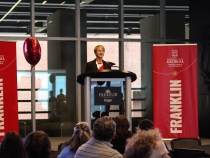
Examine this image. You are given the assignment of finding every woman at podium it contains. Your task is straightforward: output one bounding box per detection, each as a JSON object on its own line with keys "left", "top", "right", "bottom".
{"left": 85, "top": 45, "right": 111, "bottom": 72}
{"left": 85, "top": 45, "right": 111, "bottom": 116}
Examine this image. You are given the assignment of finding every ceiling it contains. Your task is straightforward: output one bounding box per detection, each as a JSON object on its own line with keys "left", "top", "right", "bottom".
{"left": 0, "top": 0, "right": 189, "bottom": 35}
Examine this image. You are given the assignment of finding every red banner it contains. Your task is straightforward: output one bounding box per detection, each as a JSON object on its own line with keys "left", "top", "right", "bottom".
{"left": 0, "top": 41, "right": 19, "bottom": 140}
{"left": 153, "top": 44, "right": 198, "bottom": 138}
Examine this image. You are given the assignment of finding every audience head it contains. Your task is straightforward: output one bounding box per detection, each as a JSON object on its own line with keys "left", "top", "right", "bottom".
{"left": 23, "top": 131, "right": 51, "bottom": 158}
{"left": 101, "top": 111, "right": 108, "bottom": 117}
{"left": 0, "top": 131, "right": 27, "bottom": 158}
{"left": 114, "top": 115, "right": 131, "bottom": 137}
{"left": 124, "top": 129, "right": 170, "bottom": 158}
{"left": 65, "top": 122, "right": 91, "bottom": 152}
{"left": 93, "top": 116, "right": 116, "bottom": 141}
{"left": 92, "top": 111, "right": 101, "bottom": 119}
{"left": 138, "top": 119, "right": 154, "bottom": 131}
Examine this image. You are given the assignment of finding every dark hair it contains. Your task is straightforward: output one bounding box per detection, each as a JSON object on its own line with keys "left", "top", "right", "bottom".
{"left": 64, "top": 122, "right": 91, "bottom": 152}
{"left": 138, "top": 119, "right": 154, "bottom": 131}
{"left": 93, "top": 116, "right": 116, "bottom": 141}
{"left": 114, "top": 115, "right": 132, "bottom": 138}
{"left": 92, "top": 111, "right": 101, "bottom": 118}
{"left": 23, "top": 131, "right": 51, "bottom": 158}
{"left": 0, "top": 131, "right": 27, "bottom": 158}
{"left": 124, "top": 129, "right": 161, "bottom": 158}
{"left": 101, "top": 112, "right": 108, "bottom": 117}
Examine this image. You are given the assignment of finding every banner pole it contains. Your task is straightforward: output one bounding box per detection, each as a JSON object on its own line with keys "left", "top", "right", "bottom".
{"left": 30, "top": 0, "right": 36, "bottom": 132}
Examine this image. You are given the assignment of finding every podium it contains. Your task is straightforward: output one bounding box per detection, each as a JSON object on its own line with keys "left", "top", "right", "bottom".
{"left": 77, "top": 70, "right": 137, "bottom": 130}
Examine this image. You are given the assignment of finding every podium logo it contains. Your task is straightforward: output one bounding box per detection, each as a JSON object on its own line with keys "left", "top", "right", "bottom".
{"left": 95, "top": 87, "right": 121, "bottom": 105}
{"left": 167, "top": 50, "right": 184, "bottom": 67}
{"left": 0, "top": 55, "right": 5, "bottom": 64}
{"left": 99, "top": 89, "right": 117, "bottom": 97}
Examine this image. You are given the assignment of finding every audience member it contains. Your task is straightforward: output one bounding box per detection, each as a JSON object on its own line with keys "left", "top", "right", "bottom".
{"left": 101, "top": 111, "right": 109, "bottom": 117}
{"left": 137, "top": 118, "right": 154, "bottom": 131}
{"left": 57, "top": 122, "right": 91, "bottom": 158}
{"left": 137, "top": 118, "right": 174, "bottom": 158}
{"left": 23, "top": 131, "right": 51, "bottom": 158}
{"left": 0, "top": 131, "right": 27, "bottom": 158}
{"left": 124, "top": 129, "right": 170, "bottom": 158}
{"left": 74, "top": 116, "right": 123, "bottom": 158}
{"left": 110, "top": 115, "right": 132, "bottom": 154}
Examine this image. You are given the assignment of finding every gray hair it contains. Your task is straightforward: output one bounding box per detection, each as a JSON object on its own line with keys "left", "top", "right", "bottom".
{"left": 124, "top": 129, "right": 162, "bottom": 158}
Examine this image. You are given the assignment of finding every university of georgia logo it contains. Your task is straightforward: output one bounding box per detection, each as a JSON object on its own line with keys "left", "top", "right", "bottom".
{"left": 0, "top": 55, "right": 5, "bottom": 64}
{"left": 172, "top": 50, "right": 178, "bottom": 58}
{"left": 166, "top": 50, "right": 184, "bottom": 67}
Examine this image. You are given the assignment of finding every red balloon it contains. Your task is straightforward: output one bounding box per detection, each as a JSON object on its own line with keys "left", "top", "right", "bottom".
{"left": 23, "top": 37, "right": 41, "bottom": 68}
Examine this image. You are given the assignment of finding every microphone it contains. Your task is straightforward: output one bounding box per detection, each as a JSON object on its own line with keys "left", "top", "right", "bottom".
{"left": 107, "top": 61, "right": 116, "bottom": 66}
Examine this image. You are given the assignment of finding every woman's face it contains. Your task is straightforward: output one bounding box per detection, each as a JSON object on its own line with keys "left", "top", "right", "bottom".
{"left": 95, "top": 47, "right": 105, "bottom": 59}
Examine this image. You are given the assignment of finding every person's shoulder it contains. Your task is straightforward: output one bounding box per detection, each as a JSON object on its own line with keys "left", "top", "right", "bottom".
{"left": 110, "top": 148, "right": 123, "bottom": 158}
{"left": 102, "top": 60, "right": 111, "bottom": 68}
{"left": 57, "top": 146, "right": 74, "bottom": 157}
{"left": 87, "top": 59, "right": 96, "bottom": 64}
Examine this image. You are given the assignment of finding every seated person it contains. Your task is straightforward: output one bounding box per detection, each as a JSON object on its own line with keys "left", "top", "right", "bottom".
{"left": 74, "top": 116, "right": 123, "bottom": 158}
{"left": 110, "top": 115, "right": 132, "bottom": 154}
{"left": 23, "top": 131, "right": 51, "bottom": 158}
{"left": 124, "top": 129, "right": 170, "bottom": 158}
{"left": 57, "top": 122, "right": 91, "bottom": 158}
{"left": 137, "top": 118, "right": 154, "bottom": 131}
{"left": 0, "top": 131, "right": 28, "bottom": 158}
{"left": 137, "top": 118, "right": 174, "bottom": 158}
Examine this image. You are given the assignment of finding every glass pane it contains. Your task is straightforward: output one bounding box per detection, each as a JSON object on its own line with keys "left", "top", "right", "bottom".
{"left": 124, "top": 40, "right": 141, "bottom": 88}
{"left": 82, "top": 0, "right": 119, "bottom": 38}
{"left": 124, "top": 1, "right": 160, "bottom": 39}
{"left": 47, "top": 41, "right": 75, "bottom": 136}
{"left": 34, "top": 0, "right": 76, "bottom": 37}
{"left": 18, "top": 91, "right": 47, "bottom": 100}
{"left": 166, "top": 1, "right": 189, "bottom": 40}
{"left": 16, "top": 39, "right": 74, "bottom": 136}
{"left": 0, "top": 0, "right": 30, "bottom": 36}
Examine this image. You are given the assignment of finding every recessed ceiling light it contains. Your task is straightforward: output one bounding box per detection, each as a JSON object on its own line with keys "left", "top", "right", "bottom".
{"left": 80, "top": 0, "right": 94, "bottom": 4}
{"left": 42, "top": 1, "right": 47, "bottom": 5}
{"left": 60, "top": 1, "right": 66, "bottom": 5}
{"left": 0, "top": 0, "right": 22, "bottom": 22}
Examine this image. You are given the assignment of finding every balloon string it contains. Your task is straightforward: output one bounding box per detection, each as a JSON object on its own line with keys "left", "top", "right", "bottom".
{"left": 30, "top": 65, "right": 33, "bottom": 72}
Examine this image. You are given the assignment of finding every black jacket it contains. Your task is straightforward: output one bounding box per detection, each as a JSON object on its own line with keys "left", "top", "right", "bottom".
{"left": 85, "top": 59, "right": 111, "bottom": 73}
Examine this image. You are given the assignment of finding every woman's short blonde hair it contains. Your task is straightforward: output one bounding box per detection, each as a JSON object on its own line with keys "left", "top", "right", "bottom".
{"left": 94, "top": 45, "right": 105, "bottom": 53}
